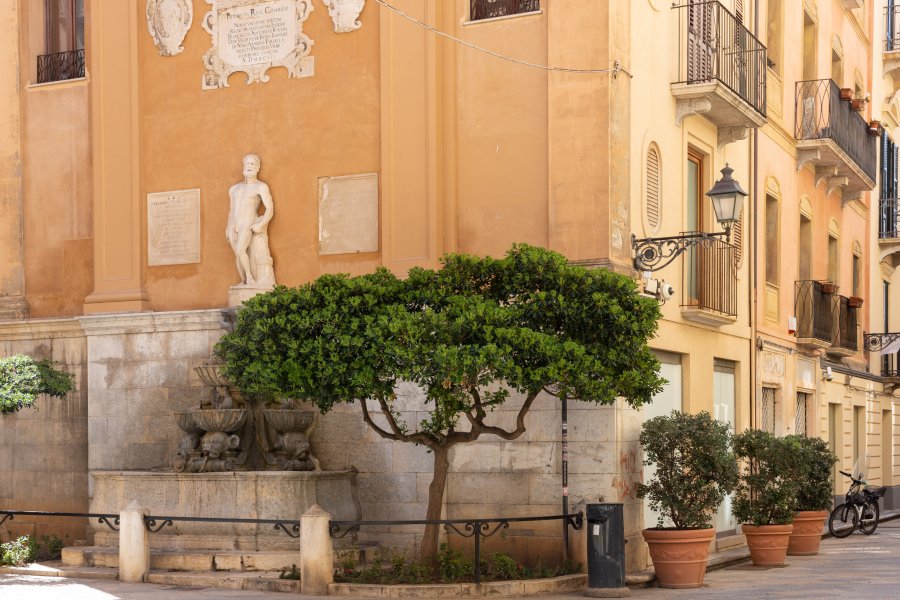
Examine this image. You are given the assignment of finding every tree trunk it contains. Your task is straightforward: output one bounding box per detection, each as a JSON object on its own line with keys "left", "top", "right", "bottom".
{"left": 421, "top": 447, "right": 450, "bottom": 567}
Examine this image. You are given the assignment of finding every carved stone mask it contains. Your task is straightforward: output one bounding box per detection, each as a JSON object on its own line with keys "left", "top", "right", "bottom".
{"left": 281, "top": 432, "right": 310, "bottom": 459}
{"left": 201, "top": 431, "right": 240, "bottom": 458}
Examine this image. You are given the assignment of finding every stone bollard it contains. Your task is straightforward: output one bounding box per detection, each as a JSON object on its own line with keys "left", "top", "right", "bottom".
{"left": 300, "top": 504, "right": 334, "bottom": 596}
{"left": 119, "top": 500, "right": 150, "bottom": 583}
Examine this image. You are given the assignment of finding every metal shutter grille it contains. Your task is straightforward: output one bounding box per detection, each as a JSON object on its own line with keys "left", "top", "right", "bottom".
{"left": 795, "top": 392, "right": 809, "bottom": 436}
{"left": 761, "top": 387, "right": 776, "bottom": 434}
{"left": 646, "top": 146, "right": 661, "bottom": 230}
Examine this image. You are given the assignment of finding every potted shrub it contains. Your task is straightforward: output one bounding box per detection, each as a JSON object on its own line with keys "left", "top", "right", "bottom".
{"left": 637, "top": 411, "right": 738, "bottom": 588}
{"left": 868, "top": 121, "right": 882, "bottom": 136}
{"left": 849, "top": 296, "right": 864, "bottom": 308}
{"left": 732, "top": 429, "right": 799, "bottom": 566}
{"left": 784, "top": 435, "right": 837, "bottom": 556}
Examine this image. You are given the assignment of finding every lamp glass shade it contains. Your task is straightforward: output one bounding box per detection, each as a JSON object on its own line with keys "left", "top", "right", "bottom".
{"left": 705, "top": 164, "right": 748, "bottom": 228}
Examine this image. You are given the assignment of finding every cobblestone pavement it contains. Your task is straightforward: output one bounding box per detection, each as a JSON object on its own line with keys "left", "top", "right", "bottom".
{"left": 2, "top": 520, "right": 899, "bottom": 599}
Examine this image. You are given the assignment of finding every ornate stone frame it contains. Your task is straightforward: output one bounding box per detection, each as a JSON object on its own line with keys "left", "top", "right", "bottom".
{"left": 322, "top": 0, "right": 365, "bottom": 33}
{"left": 201, "top": 0, "right": 314, "bottom": 89}
{"left": 146, "top": 0, "right": 193, "bottom": 56}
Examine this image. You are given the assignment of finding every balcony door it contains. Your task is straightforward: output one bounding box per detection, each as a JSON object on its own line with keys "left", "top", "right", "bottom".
{"left": 45, "top": 0, "right": 84, "bottom": 54}
{"left": 686, "top": 150, "right": 705, "bottom": 304}
{"left": 687, "top": 0, "right": 715, "bottom": 83}
{"left": 881, "top": 134, "right": 899, "bottom": 238}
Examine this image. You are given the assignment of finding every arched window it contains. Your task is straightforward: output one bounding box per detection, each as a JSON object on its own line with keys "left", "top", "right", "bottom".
{"left": 644, "top": 144, "right": 662, "bottom": 234}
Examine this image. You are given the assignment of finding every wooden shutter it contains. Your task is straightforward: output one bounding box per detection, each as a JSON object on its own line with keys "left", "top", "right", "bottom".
{"left": 646, "top": 146, "right": 661, "bottom": 232}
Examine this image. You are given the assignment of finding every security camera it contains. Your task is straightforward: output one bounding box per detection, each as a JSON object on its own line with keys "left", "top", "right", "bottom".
{"left": 658, "top": 282, "right": 675, "bottom": 301}
{"left": 823, "top": 366, "right": 834, "bottom": 382}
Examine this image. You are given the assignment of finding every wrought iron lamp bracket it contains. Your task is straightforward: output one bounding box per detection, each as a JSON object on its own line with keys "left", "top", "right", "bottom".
{"left": 864, "top": 332, "right": 900, "bottom": 352}
{"left": 632, "top": 230, "right": 731, "bottom": 272}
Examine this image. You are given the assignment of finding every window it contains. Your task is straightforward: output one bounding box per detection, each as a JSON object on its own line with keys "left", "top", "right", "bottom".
{"left": 828, "top": 234, "right": 839, "bottom": 284}
{"left": 831, "top": 37, "right": 843, "bottom": 86}
{"left": 686, "top": 149, "right": 705, "bottom": 301}
{"left": 883, "top": 410, "right": 893, "bottom": 486}
{"left": 645, "top": 145, "right": 662, "bottom": 233}
{"left": 802, "top": 10, "right": 816, "bottom": 80}
{"left": 852, "top": 251, "right": 861, "bottom": 297}
{"left": 766, "top": 0, "right": 783, "bottom": 74}
{"left": 761, "top": 387, "right": 777, "bottom": 434}
{"left": 765, "top": 194, "right": 779, "bottom": 286}
{"left": 470, "top": 0, "right": 539, "bottom": 21}
{"left": 853, "top": 405, "right": 866, "bottom": 475}
{"left": 799, "top": 214, "right": 812, "bottom": 280}
{"left": 795, "top": 392, "right": 810, "bottom": 436}
{"left": 880, "top": 134, "right": 898, "bottom": 238}
{"left": 38, "top": 0, "right": 85, "bottom": 84}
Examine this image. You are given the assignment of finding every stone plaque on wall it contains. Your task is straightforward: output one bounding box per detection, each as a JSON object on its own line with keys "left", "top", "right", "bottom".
{"left": 148, "top": 189, "right": 201, "bottom": 266}
{"left": 201, "top": 0, "right": 314, "bottom": 89}
{"left": 318, "top": 173, "right": 378, "bottom": 255}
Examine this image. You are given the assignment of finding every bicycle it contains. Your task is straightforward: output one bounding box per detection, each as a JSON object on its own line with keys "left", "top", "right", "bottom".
{"left": 828, "top": 470, "right": 886, "bottom": 538}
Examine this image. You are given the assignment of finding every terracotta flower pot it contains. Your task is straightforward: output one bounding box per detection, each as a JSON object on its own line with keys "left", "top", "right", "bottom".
{"left": 642, "top": 527, "right": 714, "bottom": 589}
{"left": 742, "top": 523, "right": 793, "bottom": 566}
{"left": 787, "top": 510, "right": 828, "bottom": 556}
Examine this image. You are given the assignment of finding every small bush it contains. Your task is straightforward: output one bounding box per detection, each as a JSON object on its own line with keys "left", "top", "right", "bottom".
{"left": 732, "top": 429, "right": 799, "bottom": 526}
{"left": 38, "top": 535, "right": 66, "bottom": 561}
{"left": 1, "top": 536, "right": 39, "bottom": 566}
{"left": 279, "top": 564, "right": 301, "bottom": 580}
{"left": 784, "top": 435, "right": 837, "bottom": 512}
{"left": 0, "top": 355, "right": 75, "bottom": 415}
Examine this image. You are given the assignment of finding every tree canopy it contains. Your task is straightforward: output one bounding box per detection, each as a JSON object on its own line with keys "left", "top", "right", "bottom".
{"left": 217, "top": 244, "right": 664, "bottom": 560}
{"left": 0, "top": 354, "right": 75, "bottom": 415}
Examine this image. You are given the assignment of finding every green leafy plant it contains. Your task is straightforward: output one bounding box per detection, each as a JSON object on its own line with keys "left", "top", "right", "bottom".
{"left": 216, "top": 244, "right": 663, "bottom": 563}
{"left": 0, "top": 355, "right": 75, "bottom": 415}
{"left": 1, "top": 535, "right": 38, "bottom": 566}
{"left": 637, "top": 410, "right": 738, "bottom": 529}
{"left": 38, "top": 535, "right": 66, "bottom": 561}
{"left": 437, "top": 543, "right": 476, "bottom": 583}
{"left": 491, "top": 552, "right": 522, "bottom": 580}
{"left": 784, "top": 434, "right": 837, "bottom": 512}
{"left": 279, "top": 564, "right": 301, "bottom": 580}
{"left": 732, "top": 429, "right": 799, "bottom": 526}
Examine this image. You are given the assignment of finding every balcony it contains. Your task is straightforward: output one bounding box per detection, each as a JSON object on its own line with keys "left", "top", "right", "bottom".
{"left": 884, "top": 4, "right": 900, "bottom": 81}
{"left": 795, "top": 80, "right": 877, "bottom": 195}
{"left": 795, "top": 280, "right": 834, "bottom": 349}
{"left": 681, "top": 236, "right": 738, "bottom": 326}
{"left": 671, "top": 1, "right": 767, "bottom": 147}
{"left": 863, "top": 332, "right": 900, "bottom": 386}
{"left": 827, "top": 295, "right": 859, "bottom": 357}
{"left": 879, "top": 198, "right": 900, "bottom": 263}
{"left": 469, "top": 0, "right": 539, "bottom": 21}
{"left": 36, "top": 49, "right": 85, "bottom": 84}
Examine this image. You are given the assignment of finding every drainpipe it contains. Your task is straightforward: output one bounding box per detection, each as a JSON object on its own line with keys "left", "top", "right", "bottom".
{"left": 750, "top": 0, "right": 759, "bottom": 431}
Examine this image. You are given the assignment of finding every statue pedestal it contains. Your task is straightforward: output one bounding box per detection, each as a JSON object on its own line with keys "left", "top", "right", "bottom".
{"left": 228, "top": 285, "right": 272, "bottom": 307}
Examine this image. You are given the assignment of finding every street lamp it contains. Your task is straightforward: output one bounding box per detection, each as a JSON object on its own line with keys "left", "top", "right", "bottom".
{"left": 632, "top": 164, "right": 748, "bottom": 272}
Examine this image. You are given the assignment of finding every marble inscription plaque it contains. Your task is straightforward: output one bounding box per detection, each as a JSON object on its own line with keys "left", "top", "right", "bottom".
{"left": 202, "top": 0, "right": 314, "bottom": 89}
{"left": 318, "top": 173, "right": 378, "bottom": 255}
{"left": 148, "top": 189, "right": 201, "bottom": 266}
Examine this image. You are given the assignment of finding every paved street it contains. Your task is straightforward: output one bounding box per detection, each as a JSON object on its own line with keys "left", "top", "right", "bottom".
{"left": 3, "top": 520, "right": 900, "bottom": 599}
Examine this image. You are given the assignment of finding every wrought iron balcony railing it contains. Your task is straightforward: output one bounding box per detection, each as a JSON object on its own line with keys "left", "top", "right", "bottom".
{"left": 881, "top": 198, "right": 900, "bottom": 239}
{"left": 863, "top": 332, "right": 900, "bottom": 380}
{"left": 470, "top": 0, "right": 539, "bottom": 21}
{"left": 794, "top": 79, "right": 878, "bottom": 183}
{"left": 36, "top": 49, "right": 85, "bottom": 84}
{"left": 830, "top": 295, "right": 859, "bottom": 353}
{"left": 887, "top": 4, "right": 900, "bottom": 51}
{"left": 673, "top": 0, "right": 767, "bottom": 117}
{"left": 795, "top": 280, "right": 835, "bottom": 347}
{"left": 681, "top": 235, "right": 738, "bottom": 318}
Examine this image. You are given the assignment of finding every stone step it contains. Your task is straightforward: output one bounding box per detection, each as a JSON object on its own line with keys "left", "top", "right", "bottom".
{"left": 145, "top": 570, "right": 301, "bottom": 593}
{"left": 62, "top": 546, "right": 302, "bottom": 572}
{"left": 61, "top": 541, "right": 382, "bottom": 572}
{"left": 715, "top": 533, "right": 747, "bottom": 553}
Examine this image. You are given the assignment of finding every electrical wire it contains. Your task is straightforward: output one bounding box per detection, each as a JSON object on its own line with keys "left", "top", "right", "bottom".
{"left": 374, "top": 0, "right": 634, "bottom": 78}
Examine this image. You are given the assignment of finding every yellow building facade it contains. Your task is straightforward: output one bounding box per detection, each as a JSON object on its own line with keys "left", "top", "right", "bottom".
{"left": 0, "top": 0, "right": 897, "bottom": 575}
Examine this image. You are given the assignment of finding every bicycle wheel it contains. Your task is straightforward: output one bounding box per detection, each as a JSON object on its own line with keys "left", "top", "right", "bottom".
{"left": 829, "top": 503, "right": 858, "bottom": 538}
{"left": 859, "top": 501, "right": 880, "bottom": 535}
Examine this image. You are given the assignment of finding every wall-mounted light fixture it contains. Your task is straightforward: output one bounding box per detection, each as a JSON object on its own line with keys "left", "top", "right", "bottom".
{"left": 632, "top": 164, "right": 748, "bottom": 272}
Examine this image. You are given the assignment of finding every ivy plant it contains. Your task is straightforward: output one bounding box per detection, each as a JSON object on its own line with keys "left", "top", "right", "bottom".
{"left": 637, "top": 410, "right": 738, "bottom": 529}
{"left": 216, "top": 244, "right": 664, "bottom": 563}
{"left": 0, "top": 354, "right": 75, "bottom": 415}
{"left": 732, "top": 429, "right": 799, "bottom": 526}
{"left": 784, "top": 434, "right": 837, "bottom": 512}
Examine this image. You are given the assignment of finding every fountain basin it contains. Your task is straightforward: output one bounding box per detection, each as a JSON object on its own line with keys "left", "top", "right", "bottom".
{"left": 264, "top": 409, "right": 316, "bottom": 434}
{"left": 89, "top": 470, "right": 361, "bottom": 551}
{"left": 190, "top": 409, "right": 248, "bottom": 433}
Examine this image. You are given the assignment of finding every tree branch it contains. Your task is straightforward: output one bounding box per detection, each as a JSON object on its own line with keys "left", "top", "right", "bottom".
{"left": 376, "top": 396, "right": 435, "bottom": 447}
{"left": 461, "top": 388, "right": 541, "bottom": 442}
{"left": 360, "top": 399, "right": 400, "bottom": 442}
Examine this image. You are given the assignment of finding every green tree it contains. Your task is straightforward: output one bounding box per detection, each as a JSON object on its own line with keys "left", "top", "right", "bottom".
{"left": 216, "top": 244, "right": 664, "bottom": 562}
{"left": 0, "top": 354, "right": 75, "bottom": 415}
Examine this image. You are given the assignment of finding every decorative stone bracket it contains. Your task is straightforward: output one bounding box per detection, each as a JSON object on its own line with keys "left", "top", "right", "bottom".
{"left": 797, "top": 148, "right": 822, "bottom": 172}
{"left": 674, "top": 97, "right": 712, "bottom": 127}
{"left": 322, "top": 0, "right": 365, "bottom": 33}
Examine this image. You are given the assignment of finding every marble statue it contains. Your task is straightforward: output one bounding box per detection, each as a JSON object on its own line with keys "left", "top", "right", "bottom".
{"left": 227, "top": 154, "right": 276, "bottom": 291}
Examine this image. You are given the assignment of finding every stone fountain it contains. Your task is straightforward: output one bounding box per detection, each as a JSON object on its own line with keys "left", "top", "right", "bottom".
{"left": 87, "top": 362, "right": 361, "bottom": 552}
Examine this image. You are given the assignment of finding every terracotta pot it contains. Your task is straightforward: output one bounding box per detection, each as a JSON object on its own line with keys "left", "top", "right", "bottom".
{"left": 840, "top": 88, "right": 853, "bottom": 101}
{"left": 742, "top": 523, "right": 793, "bottom": 566}
{"left": 642, "top": 527, "right": 714, "bottom": 589}
{"left": 849, "top": 296, "right": 864, "bottom": 308}
{"left": 787, "top": 510, "right": 828, "bottom": 556}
